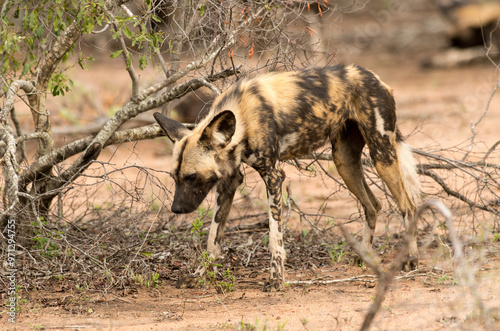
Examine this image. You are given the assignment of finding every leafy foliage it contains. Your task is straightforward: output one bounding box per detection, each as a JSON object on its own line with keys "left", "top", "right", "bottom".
{"left": 0, "top": 0, "right": 165, "bottom": 92}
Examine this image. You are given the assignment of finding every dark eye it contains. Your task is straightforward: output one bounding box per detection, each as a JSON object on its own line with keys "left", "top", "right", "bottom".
{"left": 183, "top": 173, "right": 197, "bottom": 182}
{"left": 207, "top": 174, "right": 218, "bottom": 184}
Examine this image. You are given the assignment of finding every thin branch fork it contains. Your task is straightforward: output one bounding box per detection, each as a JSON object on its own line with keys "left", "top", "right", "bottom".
{"left": 137, "top": 5, "right": 269, "bottom": 101}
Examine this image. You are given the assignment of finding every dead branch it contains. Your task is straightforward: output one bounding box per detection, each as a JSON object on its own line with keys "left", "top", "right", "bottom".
{"left": 137, "top": 5, "right": 269, "bottom": 101}
{"left": 287, "top": 267, "right": 446, "bottom": 285}
{"left": 297, "top": 145, "right": 500, "bottom": 223}
{"left": 338, "top": 199, "right": 495, "bottom": 331}
{"left": 337, "top": 198, "right": 421, "bottom": 331}
{"left": 435, "top": 199, "right": 495, "bottom": 330}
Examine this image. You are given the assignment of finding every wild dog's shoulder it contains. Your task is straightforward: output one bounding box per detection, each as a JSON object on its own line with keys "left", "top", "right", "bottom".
{"left": 318, "top": 64, "right": 390, "bottom": 86}
{"left": 209, "top": 71, "right": 293, "bottom": 111}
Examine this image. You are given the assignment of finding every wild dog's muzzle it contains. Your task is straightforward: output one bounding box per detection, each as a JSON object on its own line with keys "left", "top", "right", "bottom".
{"left": 171, "top": 180, "right": 217, "bottom": 214}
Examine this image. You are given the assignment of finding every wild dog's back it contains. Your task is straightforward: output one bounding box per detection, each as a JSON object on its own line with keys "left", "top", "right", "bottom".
{"left": 199, "top": 64, "right": 397, "bottom": 161}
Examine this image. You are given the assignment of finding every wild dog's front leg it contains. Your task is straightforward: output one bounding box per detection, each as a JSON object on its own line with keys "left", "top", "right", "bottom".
{"left": 176, "top": 171, "right": 243, "bottom": 288}
{"left": 260, "top": 164, "right": 287, "bottom": 292}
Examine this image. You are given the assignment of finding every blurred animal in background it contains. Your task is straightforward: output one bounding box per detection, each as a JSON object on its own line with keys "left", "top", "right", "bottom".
{"left": 438, "top": 0, "right": 500, "bottom": 48}
{"left": 423, "top": 0, "right": 500, "bottom": 68}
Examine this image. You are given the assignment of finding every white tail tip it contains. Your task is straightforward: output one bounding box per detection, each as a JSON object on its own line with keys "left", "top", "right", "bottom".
{"left": 397, "top": 142, "right": 422, "bottom": 203}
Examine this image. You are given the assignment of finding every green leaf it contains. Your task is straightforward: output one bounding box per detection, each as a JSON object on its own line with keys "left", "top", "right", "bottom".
{"left": 78, "top": 58, "right": 84, "bottom": 70}
{"left": 86, "top": 21, "right": 95, "bottom": 34}
{"left": 22, "top": 62, "right": 31, "bottom": 76}
{"left": 200, "top": 5, "right": 205, "bottom": 17}
{"left": 36, "top": 25, "right": 44, "bottom": 38}
{"left": 112, "top": 30, "right": 121, "bottom": 39}
{"left": 29, "top": 9, "right": 38, "bottom": 31}
{"left": 110, "top": 50, "right": 123, "bottom": 58}
{"left": 123, "top": 26, "right": 132, "bottom": 39}
{"left": 139, "top": 54, "right": 147, "bottom": 70}
{"left": 151, "top": 14, "right": 161, "bottom": 23}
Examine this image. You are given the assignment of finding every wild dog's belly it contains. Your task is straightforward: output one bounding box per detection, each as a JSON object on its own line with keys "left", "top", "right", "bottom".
{"left": 278, "top": 129, "right": 331, "bottom": 160}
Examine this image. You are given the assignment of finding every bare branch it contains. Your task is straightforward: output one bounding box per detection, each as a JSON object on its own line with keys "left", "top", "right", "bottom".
{"left": 339, "top": 199, "right": 495, "bottom": 330}
{"left": 107, "top": 10, "right": 140, "bottom": 101}
{"left": 287, "top": 268, "right": 445, "bottom": 285}
{"left": 420, "top": 169, "right": 499, "bottom": 216}
{"left": 428, "top": 200, "right": 494, "bottom": 330}
{"left": 0, "top": 132, "right": 52, "bottom": 149}
{"left": 463, "top": 70, "right": 500, "bottom": 160}
{"left": 339, "top": 199, "right": 428, "bottom": 330}
{"left": 137, "top": 5, "right": 268, "bottom": 100}
{"left": 0, "top": 80, "right": 36, "bottom": 123}
{"left": 482, "top": 139, "right": 500, "bottom": 162}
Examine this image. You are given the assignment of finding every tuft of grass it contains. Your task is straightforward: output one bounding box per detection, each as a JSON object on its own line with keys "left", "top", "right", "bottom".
{"left": 493, "top": 233, "right": 500, "bottom": 242}
{"left": 132, "top": 272, "right": 161, "bottom": 288}
{"left": 198, "top": 252, "right": 236, "bottom": 294}
{"left": 323, "top": 241, "right": 349, "bottom": 264}
{"left": 30, "top": 324, "right": 44, "bottom": 331}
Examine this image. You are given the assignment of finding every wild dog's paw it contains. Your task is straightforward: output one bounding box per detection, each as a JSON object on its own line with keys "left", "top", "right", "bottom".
{"left": 262, "top": 278, "right": 287, "bottom": 292}
{"left": 176, "top": 275, "right": 202, "bottom": 289}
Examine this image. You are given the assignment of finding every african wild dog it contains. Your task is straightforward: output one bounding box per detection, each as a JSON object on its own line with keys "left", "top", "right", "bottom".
{"left": 154, "top": 64, "right": 421, "bottom": 291}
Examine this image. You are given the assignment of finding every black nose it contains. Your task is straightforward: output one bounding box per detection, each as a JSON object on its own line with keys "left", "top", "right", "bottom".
{"left": 171, "top": 204, "right": 184, "bottom": 214}
{"left": 171, "top": 201, "right": 197, "bottom": 214}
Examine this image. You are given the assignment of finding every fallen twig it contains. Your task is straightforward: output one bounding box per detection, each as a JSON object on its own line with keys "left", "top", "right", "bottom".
{"left": 287, "top": 267, "right": 446, "bottom": 285}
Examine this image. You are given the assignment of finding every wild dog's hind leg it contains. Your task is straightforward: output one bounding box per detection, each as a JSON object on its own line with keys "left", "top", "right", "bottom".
{"left": 373, "top": 157, "right": 417, "bottom": 270}
{"left": 258, "top": 162, "right": 287, "bottom": 292}
{"left": 332, "top": 122, "right": 381, "bottom": 248}
{"left": 363, "top": 131, "right": 418, "bottom": 270}
{"left": 176, "top": 170, "right": 243, "bottom": 288}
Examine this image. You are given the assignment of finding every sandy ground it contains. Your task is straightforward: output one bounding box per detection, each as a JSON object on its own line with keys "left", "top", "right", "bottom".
{"left": 11, "top": 266, "right": 500, "bottom": 330}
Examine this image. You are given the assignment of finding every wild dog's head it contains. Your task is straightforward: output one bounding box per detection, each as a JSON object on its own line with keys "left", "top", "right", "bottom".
{"left": 154, "top": 111, "right": 237, "bottom": 214}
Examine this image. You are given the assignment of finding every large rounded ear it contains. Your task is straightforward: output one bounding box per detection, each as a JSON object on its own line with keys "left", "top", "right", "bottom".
{"left": 154, "top": 112, "right": 190, "bottom": 142}
{"left": 200, "top": 110, "right": 236, "bottom": 148}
